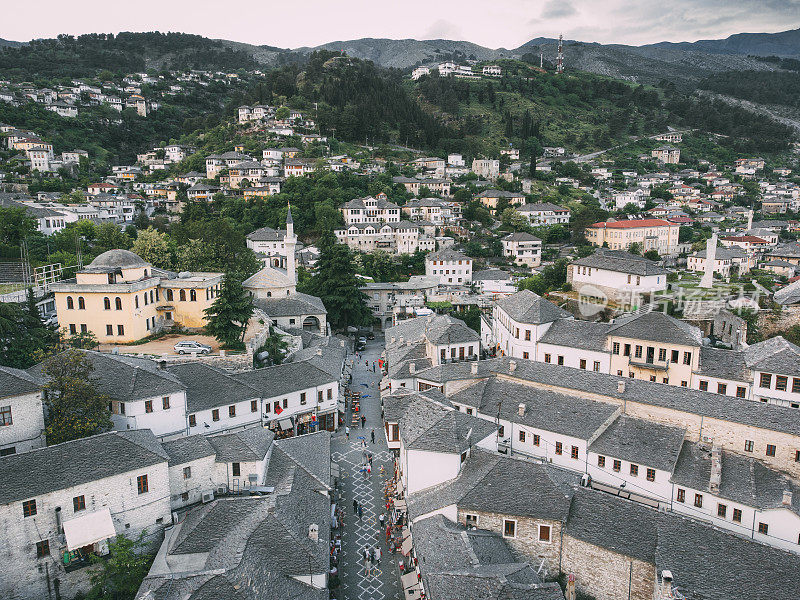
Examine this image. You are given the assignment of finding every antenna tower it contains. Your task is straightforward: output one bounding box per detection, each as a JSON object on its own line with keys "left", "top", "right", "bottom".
{"left": 556, "top": 34, "right": 564, "bottom": 74}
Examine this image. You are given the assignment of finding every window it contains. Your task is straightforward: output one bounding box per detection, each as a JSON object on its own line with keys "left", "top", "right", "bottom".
{"left": 557, "top": 355, "right": 564, "bottom": 366}
{"left": 671, "top": 350, "right": 679, "bottom": 363}
{"left": 104, "top": 297, "right": 111, "bottom": 310}
{"left": 212, "top": 409, "right": 220, "bottom": 422}
{"left": 106, "top": 324, "right": 113, "bottom": 336}
{"left": 717, "top": 504, "right": 727, "bottom": 518}
{"left": 282, "top": 398, "right": 288, "bottom": 409}
{"left": 579, "top": 359, "right": 587, "bottom": 370}
{"left": 777, "top": 376, "right": 788, "bottom": 392}
{"left": 681, "top": 381, "right": 688, "bottom": 387}
{"left": 624, "top": 344, "right": 631, "bottom": 357}
{"left": 677, "top": 489, "right": 685, "bottom": 503}
{"left": 523, "top": 352, "right": 529, "bottom": 359}
{"left": 251, "top": 400, "right": 258, "bottom": 413}
{"left": 190, "top": 289, "right": 197, "bottom": 302}
{"left": 189, "top": 414, "right": 196, "bottom": 427}
{"left": 137, "top": 475, "right": 148, "bottom": 494}
{"left": 793, "top": 378, "right": 800, "bottom": 393}
{"left": 466, "top": 408, "right": 473, "bottom": 415}
{"left": 0, "top": 406, "right": 12, "bottom": 426}
{"left": 760, "top": 373, "right": 772, "bottom": 388}
{"left": 299, "top": 391, "right": 305, "bottom": 404}
{"left": 183, "top": 467, "right": 192, "bottom": 479}
{"left": 23, "top": 499, "right": 36, "bottom": 517}
{"left": 162, "top": 396, "right": 170, "bottom": 410}
{"left": 544, "top": 354, "right": 551, "bottom": 363}
{"left": 73, "top": 495, "right": 85, "bottom": 512}
{"left": 538, "top": 524, "right": 552, "bottom": 542}
{"left": 533, "top": 434, "right": 540, "bottom": 446}
{"left": 658, "top": 348, "right": 667, "bottom": 361}
{"left": 699, "top": 380, "right": 708, "bottom": 391}
{"left": 227, "top": 405, "right": 235, "bottom": 418}
{"left": 683, "top": 351, "right": 691, "bottom": 365}
{"left": 717, "top": 383, "right": 727, "bottom": 395}
{"left": 634, "top": 345, "right": 642, "bottom": 359}
{"left": 525, "top": 330, "right": 531, "bottom": 341}
{"left": 612, "top": 342, "right": 620, "bottom": 355}
{"left": 67, "top": 296, "right": 74, "bottom": 309}
{"left": 758, "top": 522, "right": 769, "bottom": 535}
{"left": 80, "top": 324, "right": 87, "bottom": 334}
{"left": 115, "top": 297, "right": 122, "bottom": 310}
{"left": 465, "top": 514, "right": 478, "bottom": 527}
{"left": 503, "top": 519, "right": 516, "bottom": 538}
{"left": 135, "top": 295, "right": 139, "bottom": 309}
{"left": 328, "top": 388, "right": 333, "bottom": 400}
{"left": 117, "top": 325, "right": 124, "bottom": 336}
{"left": 36, "top": 540, "right": 50, "bottom": 558}
{"left": 598, "top": 455, "right": 606, "bottom": 467}
{"left": 737, "top": 386, "right": 747, "bottom": 398}
{"left": 519, "top": 431, "right": 526, "bottom": 443}
{"left": 646, "top": 468, "right": 655, "bottom": 482}
{"left": 181, "top": 492, "right": 189, "bottom": 502}
{"left": 166, "top": 289, "right": 173, "bottom": 301}
{"left": 318, "top": 390, "right": 323, "bottom": 403}
{"left": 144, "top": 400, "right": 153, "bottom": 413}
{"left": 732, "top": 508, "right": 742, "bottom": 523}
{"left": 594, "top": 361, "right": 600, "bottom": 372}
{"left": 630, "top": 464, "right": 639, "bottom": 477}
{"left": 78, "top": 297, "right": 85, "bottom": 310}
{"left": 69, "top": 324, "right": 76, "bottom": 335}
{"left": 555, "top": 442, "right": 563, "bottom": 455}
{"left": 766, "top": 444, "right": 776, "bottom": 457}
{"left": 232, "top": 463, "right": 241, "bottom": 477}
{"left": 613, "top": 459, "right": 621, "bottom": 472}
{"left": 180, "top": 289, "right": 186, "bottom": 301}
{"left": 694, "top": 493, "right": 703, "bottom": 508}
{"left": 571, "top": 446, "right": 579, "bottom": 460}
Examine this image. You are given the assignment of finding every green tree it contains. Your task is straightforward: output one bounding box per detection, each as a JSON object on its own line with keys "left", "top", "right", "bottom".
{"left": 0, "top": 206, "right": 36, "bottom": 246}
{"left": 299, "top": 231, "right": 371, "bottom": 331}
{"left": 41, "top": 349, "right": 112, "bottom": 445}
{"left": 256, "top": 328, "right": 290, "bottom": 366}
{"left": 643, "top": 249, "right": 661, "bottom": 261}
{"left": 500, "top": 208, "right": 530, "bottom": 232}
{"left": 0, "top": 291, "right": 59, "bottom": 368}
{"left": 86, "top": 532, "right": 153, "bottom": 600}
{"left": 628, "top": 242, "right": 642, "bottom": 255}
{"left": 131, "top": 227, "right": 173, "bottom": 269}
{"left": 275, "top": 106, "right": 290, "bottom": 120}
{"left": 204, "top": 272, "right": 254, "bottom": 348}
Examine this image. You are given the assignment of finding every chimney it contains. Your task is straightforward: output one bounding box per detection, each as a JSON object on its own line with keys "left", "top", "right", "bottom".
{"left": 617, "top": 380, "right": 625, "bottom": 394}
{"left": 659, "top": 570, "right": 673, "bottom": 600}
{"left": 409, "top": 362, "right": 416, "bottom": 373}
{"left": 518, "top": 403, "right": 526, "bottom": 416}
{"left": 471, "top": 361, "right": 479, "bottom": 375}
{"left": 509, "top": 360, "right": 517, "bottom": 372}
{"left": 391, "top": 336, "right": 396, "bottom": 344}
{"left": 308, "top": 523, "right": 319, "bottom": 542}
{"left": 709, "top": 445, "right": 722, "bottom": 494}
{"left": 316, "top": 347, "right": 323, "bottom": 356}
{"left": 783, "top": 489, "right": 793, "bottom": 506}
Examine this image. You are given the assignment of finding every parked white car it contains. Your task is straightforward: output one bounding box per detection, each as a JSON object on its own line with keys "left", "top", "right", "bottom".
{"left": 173, "top": 340, "right": 212, "bottom": 355}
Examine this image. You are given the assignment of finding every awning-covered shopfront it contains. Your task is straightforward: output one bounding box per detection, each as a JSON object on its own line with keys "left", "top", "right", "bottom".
{"left": 63, "top": 507, "right": 116, "bottom": 551}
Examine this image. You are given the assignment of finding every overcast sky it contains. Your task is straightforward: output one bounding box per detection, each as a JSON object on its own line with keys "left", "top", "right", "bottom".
{"left": 2, "top": 0, "right": 799, "bottom": 48}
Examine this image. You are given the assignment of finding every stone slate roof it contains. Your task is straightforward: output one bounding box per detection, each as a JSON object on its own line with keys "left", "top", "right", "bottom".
{"left": 451, "top": 378, "right": 619, "bottom": 439}
{"left": 697, "top": 346, "right": 750, "bottom": 382}
{"left": 246, "top": 226, "right": 286, "bottom": 241}
{"left": 588, "top": 415, "right": 685, "bottom": 472}
{"left": 473, "top": 269, "right": 512, "bottom": 281}
{"left": 692, "top": 246, "right": 747, "bottom": 260}
{"left": 671, "top": 441, "right": 800, "bottom": 514}
{"left": 340, "top": 196, "right": 399, "bottom": 210}
{"left": 0, "top": 365, "right": 42, "bottom": 398}
{"left": 538, "top": 319, "right": 611, "bottom": 352}
{"left": 494, "top": 290, "right": 572, "bottom": 325}
{"left": 386, "top": 313, "right": 480, "bottom": 347}
{"left": 774, "top": 279, "right": 800, "bottom": 305}
{"left": 172, "top": 497, "right": 265, "bottom": 554}
{"left": 517, "top": 202, "right": 569, "bottom": 213}
{"left": 0, "top": 430, "right": 168, "bottom": 505}
{"left": 30, "top": 350, "right": 185, "bottom": 403}
{"left": 744, "top": 336, "right": 800, "bottom": 373}
{"left": 607, "top": 311, "right": 702, "bottom": 346}
{"left": 162, "top": 435, "right": 216, "bottom": 466}
{"left": 426, "top": 247, "right": 470, "bottom": 262}
{"left": 502, "top": 232, "right": 541, "bottom": 242}
{"left": 207, "top": 427, "right": 275, "bottom": 462}
{"left": 232, "top": 361, "right": 336, "bottom": 400}
{"left": 254, "top": 292, "right": 327, "bottom": 317}
{"left": 269, "top": 431, "right": 331, "bottom": 490}
{"left": 166, "top": 362, "right": 259, "bottom": 413}
{"left": 572, "top": 250, "right": 668, "bottom": 276}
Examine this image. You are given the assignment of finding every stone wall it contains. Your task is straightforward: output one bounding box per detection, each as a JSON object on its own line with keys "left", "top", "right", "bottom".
{"left": 561, "top": 535, "right": 655, "bottom": 600}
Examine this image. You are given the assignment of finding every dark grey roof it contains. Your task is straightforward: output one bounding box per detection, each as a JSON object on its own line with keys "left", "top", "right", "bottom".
{"left": 588, "top": 416, "right": 685, "bottom": 472}
{"left": 692, "top": 246, "right": 747, "bottom": 260}
{"left": 162, "top": 435, "right": 216, "bottom": 466}
{"left": 426, "top": 247, "right": 470, "bottom": 262}
{"left": 166, "top": 362, "right": 259, "bottom": 413}
{"left": 172, "top": 497, "right": 265, "bottom": 554}
{"left": 30, "top": 350, "right": 185, "bottom": 403}
{"left": 608, "top": 311, "right": 702, "bottom": 346}
{"left": 502, "top": 232, "right": 541, "bottom": 242}
{"left": 697, "top": 346, "right": 750, "bottom": 382}
{"left": 246, "top": 226, "right": 286, "bottom": 241}
{"left": 494, "top": 290, "right": 572, "bottom": 325}
{"left": 451, "top": 378, "right": 619, "bottom": 439}
{"left": 254, "top": 292, "right": 327, "bottom": 316}
{"left": 473, "top": 269, "right": 512, "bottom": 281}
{"left": 0, "top": 365, "right": 42, "bottom": 398}
{"left": 572, "top": 250, "right": 668, "bottom": 276}
{"left": 0, "top": 430, "right": 167, "bottom": 504}
{"left": 386, "top": 313, "right": 479, "bottom": 347}
{"left": 538, "top": 319, "right": 611, "bottom": 352}
{"left": 774, "top": 279, "right": 800, "bottom": 305}
{"left": 476, "top": 189, "right": 525, "bottom": 199}
{"left": 207, "top": 427, "right": 275, "bottom": 462}
{"left": 518, "top": 202, "right": 569, "bottom": 213}
{"left": 744, "top": 336, "right": 800, "bottom": 374}
{"left": 232, "top": 361, "right": 336, "bottom": 399}
{"left": 269, "top": 431, "right": 331, "bottom": 490}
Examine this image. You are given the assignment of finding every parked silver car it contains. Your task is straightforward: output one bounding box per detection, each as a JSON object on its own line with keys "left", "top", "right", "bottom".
{"left": 173, "top": 340, "right": 212, "bottom": 355}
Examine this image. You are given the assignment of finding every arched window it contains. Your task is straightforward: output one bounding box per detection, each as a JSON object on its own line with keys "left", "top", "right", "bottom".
{"left": 103, "top": 297, "right": 111, "bottom": 310}
{"left": 149, "top": 290, "right": 154, "bottom": 303}
{"left": 166, "top": 289, "right": 173, "bottom": 301}
{"left": 180, "top": 290, "right": 186, "bottom": 302}
{"left": 144, "top": 269, "right": 148, "bottom": 277}
{"left": 190, "top": 289, "right": 196, "bottom": 302}
{"left": 135, "top": 295, "right": 139, "bottom": 309}
{"left": 115, "top": 297, "right": 122, "bottom": 310}
{"left": 66, "top": 296, "right": 74, "bottom": 309}
{"left": 78, "top": 297, "right": 85, "bottom": 310}
{"left": 267, "top": 291, "right": 272, "bottom": 297}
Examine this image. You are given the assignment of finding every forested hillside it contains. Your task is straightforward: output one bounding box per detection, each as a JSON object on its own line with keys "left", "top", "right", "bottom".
{"left": 698, "top": 70, "right": 800, "bottom": 108}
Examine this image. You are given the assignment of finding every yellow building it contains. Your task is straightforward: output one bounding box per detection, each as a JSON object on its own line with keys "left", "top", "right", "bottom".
{"left": 585, "top": 219, "right": 680, "bottom": 256}
{"left": 52, "top": 249, "right": 222, "bottom": 343}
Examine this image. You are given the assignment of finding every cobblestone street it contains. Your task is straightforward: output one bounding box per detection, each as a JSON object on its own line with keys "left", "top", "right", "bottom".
{"left": 331, "top": 337, "right": 402, "bottom": 600}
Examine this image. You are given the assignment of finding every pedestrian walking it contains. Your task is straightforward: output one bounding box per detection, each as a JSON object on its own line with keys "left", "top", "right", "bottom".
{"left": 361, "top": 415, "right": 366, "bottom": 428}
{"left": 368, "top": 453, "right": 373, "bottom": 467}
{"left": 372, "top": 361, "right": 376, "bottom": 372}
{"left": 345, "top": 426, "right": 350, "bottom": 440}
{"left": 358, "top": 504, "right": 363, "bottom": 520}
{"left": 367, "top": 464, "right": 372, "bottom": 477}
{"left": 379, "top": 513, "right": 385, "bottom": 527}
{"left": 374, "top": 546, "right": 381, "bottom": 564}
{"left": 371, "top": 429, "right": 375, "bottom": 444}
{"left": 353, "top": 499, "right": 358, "bottom": 514}
{"left": 363, "top": 546, "right": 369, "bottom": 565}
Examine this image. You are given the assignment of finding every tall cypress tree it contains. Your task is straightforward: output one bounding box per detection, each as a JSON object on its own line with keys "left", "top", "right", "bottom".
{"left": 204, "top": 272, "right": 254, "bottom": 348}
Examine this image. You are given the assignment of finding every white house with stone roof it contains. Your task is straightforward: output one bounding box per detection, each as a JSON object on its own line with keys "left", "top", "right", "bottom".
{"left": 0, "top": 366, "right": 46, "bottom": 455}
{"left": 567, "top": 249, "right": 668, "bottom": 306}
{"left": 339, "top": 193, "right": 400, "bottom": 225}
{"left": 502, "top": 232, "right": 542, "bottom": 267}
{"left": 425, "top": 248, "right": 472, "bottom": 286}
{"left": 490, "top": 290, "right": 573, "bottom": 360}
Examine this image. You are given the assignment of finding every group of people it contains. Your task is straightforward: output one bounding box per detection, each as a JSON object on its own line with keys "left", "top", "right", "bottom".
{"left": 363, "top": 545, "right": 382, "bottom": 568}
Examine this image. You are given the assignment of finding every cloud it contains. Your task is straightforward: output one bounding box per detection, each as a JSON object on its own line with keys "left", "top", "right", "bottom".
{"left": 541, "top": 0, "right": 577, "bottom": 19}
{"left": 421, "top": 19, "right": 463, "bottom": 40}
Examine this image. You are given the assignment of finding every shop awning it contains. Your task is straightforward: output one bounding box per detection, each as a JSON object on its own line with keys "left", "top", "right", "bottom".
{"left": 331, "top": 461, "right": 340, "bottom": 478}
{"left": 401, "top": 571, "right": 419, "bottom": 589}
{"left": 279, "top": 418, "right": 293, "bottom": 431}
{"left": 401, "top": 535, "right": 413, "bottom": 556}
{"left": 63, "top": 508, "right": 116, "bottom": 551}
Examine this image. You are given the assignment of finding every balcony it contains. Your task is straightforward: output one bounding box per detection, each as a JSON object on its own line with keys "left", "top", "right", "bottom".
{"left": 629, "top": 358, "right": 669, "bottom": 371}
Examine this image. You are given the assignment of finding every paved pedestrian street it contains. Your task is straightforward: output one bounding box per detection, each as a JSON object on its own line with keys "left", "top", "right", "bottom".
{"left": 331, "top": 337, "right": 403, "bottom": 600}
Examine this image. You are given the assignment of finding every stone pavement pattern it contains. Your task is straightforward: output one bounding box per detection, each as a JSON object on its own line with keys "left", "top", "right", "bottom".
{"left": 331, "top": 338, "right": 403, "bottom": 600}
